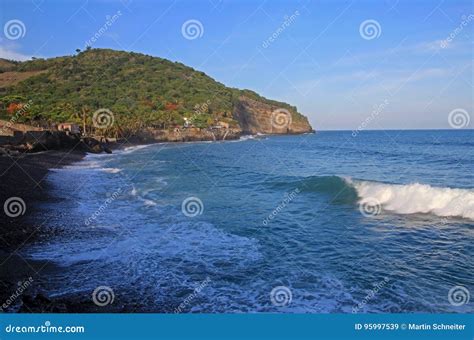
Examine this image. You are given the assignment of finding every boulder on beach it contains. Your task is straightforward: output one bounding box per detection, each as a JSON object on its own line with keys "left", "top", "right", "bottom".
{"left": 80, "top": 137, "right": 112, "bottom": 154}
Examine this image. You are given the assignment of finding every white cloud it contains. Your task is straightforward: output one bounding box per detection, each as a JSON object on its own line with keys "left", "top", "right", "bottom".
{"left": 336, "top": 39, "right": 470, "bottom": 67}
{"left": 0, "top": 46, "right": 32, "bottom": 61}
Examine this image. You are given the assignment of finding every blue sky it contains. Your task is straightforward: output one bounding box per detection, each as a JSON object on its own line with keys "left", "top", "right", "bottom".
{"left": 0, "top": 0, "right": 472, "bottom": 130}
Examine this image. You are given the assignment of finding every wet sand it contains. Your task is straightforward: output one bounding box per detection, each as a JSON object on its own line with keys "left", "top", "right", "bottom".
{"left": 0, "top": 150, "right": 85, "bottom": 311}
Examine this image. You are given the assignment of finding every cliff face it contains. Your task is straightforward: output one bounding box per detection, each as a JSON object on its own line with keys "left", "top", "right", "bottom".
{"left": 233, "top": 96, "right": 313, "bottom": 135}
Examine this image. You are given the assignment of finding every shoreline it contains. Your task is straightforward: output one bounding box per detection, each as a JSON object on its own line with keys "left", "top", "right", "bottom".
{"left": 0, "top": 142, "right": 155, "bottom": 311}
{"left": 0, "top": 132, "right": 311, "bottom": 252}
{"left": 0, "top": 150, "right": 86, "bottom": 250}
{"left": 0, "top": 149, "right": 87, "bottom": 311}
{"left": 0, "top": 132, "right": 310, "bottom": 312}
{"left": 0, "top": 133, "right": 267, "bottom": 250}
{"left": 0, "top": 131, "right": 471, "bottom": 313}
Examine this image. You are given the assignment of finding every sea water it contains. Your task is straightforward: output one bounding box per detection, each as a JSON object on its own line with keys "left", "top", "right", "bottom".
{"left": 27, "top": 130, "right": 473, "bottom": 313}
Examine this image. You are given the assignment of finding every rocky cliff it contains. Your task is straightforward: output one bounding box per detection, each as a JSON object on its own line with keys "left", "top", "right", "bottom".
{"left": 233, "top": 96, "right": 313, "bottom": 135}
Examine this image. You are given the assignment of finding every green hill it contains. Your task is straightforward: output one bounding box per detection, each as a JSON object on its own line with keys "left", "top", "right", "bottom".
{"left": 0, "top": 48, "right": 311, "bottom": 135}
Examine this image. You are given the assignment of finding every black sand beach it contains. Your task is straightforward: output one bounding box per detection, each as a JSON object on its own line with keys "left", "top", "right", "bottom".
{"left": 0, "top": 150, "right": 85, "bottom": 249}
{"left": 0, "top": 150, "right": 86, "bottom": 311}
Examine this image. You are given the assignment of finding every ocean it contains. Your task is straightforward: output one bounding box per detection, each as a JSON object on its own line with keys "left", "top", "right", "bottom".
{"left": 27, "top": 130, "right": 473, "bottom": 313}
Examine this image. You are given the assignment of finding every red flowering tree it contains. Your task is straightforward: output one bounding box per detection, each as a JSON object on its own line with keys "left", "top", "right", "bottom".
{"left": 6, "top": 102, "right": 24, "bottom": 115}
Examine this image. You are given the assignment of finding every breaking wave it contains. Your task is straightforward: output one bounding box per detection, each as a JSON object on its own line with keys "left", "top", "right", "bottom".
{"left": 347, "top": 178, "right": 474, "bottom": 220}
{"left": 289, "top": 176, "right": 474, "bottom": 220}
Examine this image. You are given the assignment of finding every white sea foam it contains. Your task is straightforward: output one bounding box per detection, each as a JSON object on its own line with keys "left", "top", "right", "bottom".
{"left": 232, "top": 134, "right": 267, "bottom": 143}
{"left": 120, "top": 144, "right": 154, "bottom": 154}
{"left": 346, "top": 178, "right": 474, "bottom": 220}
{"left": 141, "top": 198, "right": 157, "bottom": 206}
{"left": 62, "top": 160, "right": 102, "bottom": 170}
{"left": 100, "top": 167, "right": 122, "bottom": 173}
{"left": 239, "top": 135, "right": 256, "bottom": 141}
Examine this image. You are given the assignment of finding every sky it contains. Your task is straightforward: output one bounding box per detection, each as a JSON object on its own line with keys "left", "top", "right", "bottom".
{"left": 0, "top": 0, "right": 473, "bottom": 130}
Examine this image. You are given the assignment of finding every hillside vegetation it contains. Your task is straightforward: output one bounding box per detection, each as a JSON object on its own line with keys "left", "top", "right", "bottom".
{"left": 0, "top": 48, "right": 309, "bottom": 135}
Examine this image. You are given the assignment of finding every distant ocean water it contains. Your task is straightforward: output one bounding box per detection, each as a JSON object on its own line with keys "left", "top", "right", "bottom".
{"left": 28, "top": 130, "right": 473, "bottom": 313}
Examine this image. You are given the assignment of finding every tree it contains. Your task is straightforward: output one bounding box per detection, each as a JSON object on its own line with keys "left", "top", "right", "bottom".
{"left": 165, "top": 102, "right": 179, "bottom": 111}
{"left": 7, "top": 102, "right": 24, "bottom": 115}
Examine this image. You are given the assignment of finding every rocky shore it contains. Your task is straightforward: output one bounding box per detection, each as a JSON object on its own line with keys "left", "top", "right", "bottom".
{"left": 141, "top": 127, "right": 242, "bottom": 142}
{"left": 0, "top": 131, "right": 113, "bottom": 154}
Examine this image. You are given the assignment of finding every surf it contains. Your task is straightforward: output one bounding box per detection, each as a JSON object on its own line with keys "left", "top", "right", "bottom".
{"left": 347, "top": 178, "right": 474, "bottom": 220}
{"left": 283, "top": 175, "right": 474, "bottom": 220}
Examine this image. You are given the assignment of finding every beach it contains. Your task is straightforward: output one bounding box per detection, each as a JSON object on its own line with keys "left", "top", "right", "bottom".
{"left": 0, "top": 150, "right": 85, "bottom": 247}
{"left": 0, "top": 150, "right": 86, "bottom": 311}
